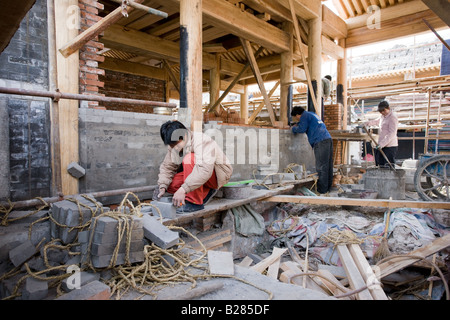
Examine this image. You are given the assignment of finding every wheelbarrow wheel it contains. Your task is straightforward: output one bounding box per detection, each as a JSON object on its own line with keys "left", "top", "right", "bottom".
{"left": 414, "top": 154, "right": 450, "bottom": 202}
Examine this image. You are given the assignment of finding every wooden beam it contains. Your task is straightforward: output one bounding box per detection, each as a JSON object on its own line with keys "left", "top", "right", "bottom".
{"left": 164, "top": 184, "right": 298, "bottom": 226}
{"left": 55, "top": 0, "right": 79, "bottom": 195}
{"left": 337, "top": 38, "right": 348, "bottom": 130}
{"left": 377, "top": 233, "right": 450, "bottom": 279}
{"left": 322, "top": 4, "right": 348, "bottom": 40}
{"left": 280, "top": 21, "right": 294, "bottom": 126}
{"left": 347, "top": 244, "right": 388, "bottom": 300}
{"left": 277, "top": 0, "right": 321, "bottom": 20}
{"left": 207, "top": 47, "right": 264, "bottom": 114}
{"left": 240, "top": 38, "right": 277, "bottom": 125}
{"left": 289, "top": 0, "right": 320, "bottom": 115}
{"left": 100, "top": 57, "right": 167, "bottom": 80}
{"left": 322, "top": 35, "right": 345, "bottom": 60}
{"left": 263, "top": 195, "right": 450, "bottom": 210}
{"left": 308, "top": 6, "right": 322, "bottom": 116}
{"left": 163, "top": 59, "right": 180, "bottom": 93}
{"left": 59, "top": 0, "right": 145, "bottom": 58}
{"left": 101, "top": 24, "right": 216, "bottom": 69}
{"left": 155, "top": 0, "right": 291, "bottom": 53}
{"left": 248, "top": 80, "right": 280, "bottom": 124}
{"left": 209, "top": 54, "right": 221, "bottom": 113}
{"left": 337, "top": 245, "right": 374, "bottom": 300}
{"left": 345, "top": 0, "right": 429, "bottom": 29}
{"left": 346, "top": 9, "right": 448, "bottom": 48}
{"left": 240, "top": 85, "right": 249, "bottom": 124}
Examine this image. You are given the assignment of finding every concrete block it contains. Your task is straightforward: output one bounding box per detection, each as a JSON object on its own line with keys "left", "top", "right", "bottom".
{"left": 9, "top": 240, "right": 36, "bottom": 267}
{"left": 142, "top": 215, "right": 179, "bottom": 249}
{"left": 51, "top": 196, "right": 102, "bottom": 244}
{"left": 91, "top": 251, "right": 145, "bottom": 268}
{"left": 90, "top": 240, "right": 144, "bottom": 256}
{"left": 67, "top": 162, "right": 85, "bottom": 179}
{"left": 22, "top": 277, "right": 48, "bottom": 300}
{"left": 93, "top": 216, "right": 118, "bottom": 233}
{"left": 55, "top": 280, "right": 111, "bottom": 300}
{"left": 61, "top": 271, "right": 101, "bottom": 292}
{"left": 151, "top": 198, "right": 177, "bottom": 219}
{"left": 92, "top": 228, "right": 143, "bottom": 245}
{"left": 77, "top": 230, "right": 90, "bottom": 243}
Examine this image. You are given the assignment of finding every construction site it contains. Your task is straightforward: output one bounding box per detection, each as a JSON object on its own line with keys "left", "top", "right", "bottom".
{"left": 0, "top": 0, "right": 449, "bottom": 305}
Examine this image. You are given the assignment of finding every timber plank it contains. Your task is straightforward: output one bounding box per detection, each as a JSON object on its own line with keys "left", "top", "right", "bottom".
{"left": 264, "top": 195, "right": 450, "bottom": 210}
{"left": 336, "top": 245, "right": 373, "bottom": 300}
{"left": 348, "top": 244, "right": 388, "bottom": 300}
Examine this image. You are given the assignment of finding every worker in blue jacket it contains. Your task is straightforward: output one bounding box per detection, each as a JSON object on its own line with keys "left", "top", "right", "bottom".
{"left": 291, "top": 106, "right": 333, "bottom": 195}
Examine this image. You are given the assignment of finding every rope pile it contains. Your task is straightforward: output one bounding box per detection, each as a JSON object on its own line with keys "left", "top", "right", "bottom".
{"left": 1, "top": 192, "right": 273, "bottom": 300}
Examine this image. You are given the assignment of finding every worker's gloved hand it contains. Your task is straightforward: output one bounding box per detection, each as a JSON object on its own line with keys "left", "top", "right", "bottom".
{"left": 374, "top": 145, "right": 380, "bottom": 150}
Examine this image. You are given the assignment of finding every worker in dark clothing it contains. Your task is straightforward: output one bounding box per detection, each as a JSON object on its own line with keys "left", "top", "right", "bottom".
{"left": 291, "top": 106, "right": 333, "bottom": 194}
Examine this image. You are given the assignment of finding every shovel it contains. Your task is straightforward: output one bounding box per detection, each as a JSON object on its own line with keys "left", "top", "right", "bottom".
{"left": 362, "top": 125, "right": 396, "bottom": 172}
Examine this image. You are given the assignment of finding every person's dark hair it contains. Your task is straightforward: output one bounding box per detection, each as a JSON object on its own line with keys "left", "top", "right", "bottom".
{"left": 160, "top": 120, "right": 187, "bottom": 146}
{"left": 324, "top": 75, "right": 332, "bottom": 81}
{"left": 378, "top": 100, "right": 390, "bottom": 112}
{"left": 291, "top": 106, "right": 305, "bottom": 117}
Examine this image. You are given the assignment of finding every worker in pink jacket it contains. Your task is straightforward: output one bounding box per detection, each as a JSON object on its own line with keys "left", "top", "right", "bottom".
{"left": 156, "top": 120, "right": 233, "bottom": 213}
{"left": 364, "top": 101, "right": 398, "bottom": 167}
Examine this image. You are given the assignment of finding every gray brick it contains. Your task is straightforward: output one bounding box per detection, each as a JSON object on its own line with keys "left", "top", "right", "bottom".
{"left": 67, "top": 162, "right": 86, "bottom": 179}
{"left": 22, "top": 277, "right": 48, "bottom": 300}
{"left": 9, "top": 239, "right": 36, "bottom": 267}
{"left": 93, "top": 228, "right": 143, "bottom": 244}
{"left": 90, "top": 240, "right": 144, "bottom": 256}
{"left": 77, "top": 230, "right": 90, "bottom": 243}
{"left": 151, "top": 199, "right": 177, "bottom": 219}
{"left": 142, "top": 215, "right": 179, "bottom": 249}
{"left": 91, "top": 251, "right": 145, "bottom": 268}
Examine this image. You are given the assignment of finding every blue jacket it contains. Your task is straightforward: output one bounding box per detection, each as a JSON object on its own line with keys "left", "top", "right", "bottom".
{"left": 292, "top": 111, "right": 331, "bottom": 147}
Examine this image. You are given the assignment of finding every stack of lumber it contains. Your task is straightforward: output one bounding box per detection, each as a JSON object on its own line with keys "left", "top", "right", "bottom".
{"left": 237, "top": 244, "right": 387, "bottom": 300}
{"left": 236, "top": 233, "right": 450, "bottom": 300}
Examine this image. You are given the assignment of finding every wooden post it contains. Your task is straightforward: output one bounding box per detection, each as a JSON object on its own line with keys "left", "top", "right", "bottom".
{"left": 425, "top": 88, "right": 431, "bottom": 153}
{"left": 308, "top": 8, "right": 322, "bottom": 118}
{"left": 55, "top": 0, "right": 80, "bottom": 195}
{"left": 207, "top": 47, "right": 264, "bottom": 115}
{"left": 47, "top": 0, "right": 62, "bottom": 196}
{"left": 288, "top": 0, "right": 320, "bottom": 115}
{"left": 280, "top": 21, "right": 293, "bottom": 126}
{"left": 209, "top": 54, "right": 221, "bottom": 115}
{"left": 180, "top": 0, "right": 203, "bottom": 132}
{"left": 240, "top": 38, "right": 277, "bottom": 126}
{"left": 240, "top": 85, "right": 249, "bottom": 124}
{"left": 337, "top": 38, "right": 348, "bottom": 131}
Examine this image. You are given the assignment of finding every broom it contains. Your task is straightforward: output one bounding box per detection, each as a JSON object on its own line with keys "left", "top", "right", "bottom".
{"left": 373, "top": 199, "right": 392, "bottom": 263}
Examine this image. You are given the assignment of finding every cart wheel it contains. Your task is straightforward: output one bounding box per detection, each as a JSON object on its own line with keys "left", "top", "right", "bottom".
{"left": 414, "top": 154, "right": 450, "bottom": 202}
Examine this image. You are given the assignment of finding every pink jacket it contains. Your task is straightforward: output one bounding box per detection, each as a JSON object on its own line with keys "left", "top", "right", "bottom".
{"left": 158, "top": 130, "right": 233, "bottom": 193}
{"left": 366, "top": 111, "right": 398, "bottom": 148}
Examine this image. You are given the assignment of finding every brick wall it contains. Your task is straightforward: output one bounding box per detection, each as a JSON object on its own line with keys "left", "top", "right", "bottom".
{"left": 78, "top": 0, "right": 105, "bottom": 108}
{"left": 99, "top": 70, "right": 166, "bottom": 113}
{"left": 0, "top": 0, "right": 52, "bottom": 201}
{"left": 323, "top": 103, "right": 343, "bottom": 165}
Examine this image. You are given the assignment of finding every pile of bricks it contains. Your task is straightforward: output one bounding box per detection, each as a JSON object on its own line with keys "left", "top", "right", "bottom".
{"left": 50, "top": 195, "right": 103, "bottom": 245}
{"left": 79, "top": 215, "right": 145, "bottom": 269}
